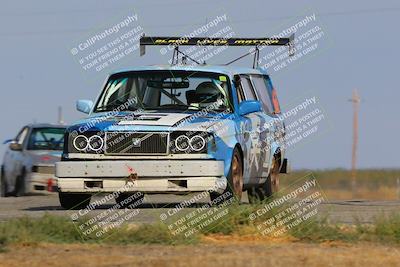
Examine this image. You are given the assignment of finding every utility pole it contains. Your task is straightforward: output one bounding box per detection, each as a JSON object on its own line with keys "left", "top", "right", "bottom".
{"left": 58, "top": 106, "right": 64, "bottom": 125}
{"left": 349, "top": 89, "right": 360, "bottom": 198}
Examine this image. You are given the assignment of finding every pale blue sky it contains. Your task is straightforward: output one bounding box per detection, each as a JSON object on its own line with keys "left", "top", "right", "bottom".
{"left": 0, "top": 0, "right": 399, "bottom": 169}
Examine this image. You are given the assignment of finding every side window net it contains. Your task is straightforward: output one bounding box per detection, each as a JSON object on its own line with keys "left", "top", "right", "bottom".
{"left": 240, "top": 76, "right": 257, "bottom": 101}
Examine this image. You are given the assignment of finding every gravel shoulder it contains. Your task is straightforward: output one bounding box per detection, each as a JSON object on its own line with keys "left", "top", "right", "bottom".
{"left": 1, "top": 195, "right": 400, "bottom": 224}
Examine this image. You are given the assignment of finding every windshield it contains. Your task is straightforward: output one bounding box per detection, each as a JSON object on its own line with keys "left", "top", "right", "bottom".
{"left": 27, "top": 127, "right": 65, "bottom": 151}
{"left": 94, "top": 70, "right": 232, "bottom": 113}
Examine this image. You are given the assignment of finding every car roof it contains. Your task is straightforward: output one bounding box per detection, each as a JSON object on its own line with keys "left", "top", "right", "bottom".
{"left": 26, "top": 123, "right": 67, "bottom": 129}
{"left": 111, "top": 65, "right": 268, "bottom": 77}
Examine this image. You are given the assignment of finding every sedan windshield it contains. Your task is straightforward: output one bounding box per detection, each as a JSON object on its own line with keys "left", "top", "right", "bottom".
{"left": 27, "top": 128, "right": 65, "bottom": 151}
{"left": 94, "top": 70, "right": 232, "bottom": 113}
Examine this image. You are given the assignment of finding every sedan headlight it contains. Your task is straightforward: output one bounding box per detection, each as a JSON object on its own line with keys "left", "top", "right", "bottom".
{"left": 73, "top": 135, "right": 89, "bottom": 151}
{"left": 171, "top": 131, "right": 210, "bottom": 153}
{"left": 68, "top": 132, "right": 104, "bottom": 153}
{"left": 88, "top": 135, "right": 104, "bottom": 152}
{"left": 189, "top": 135, "right": 206, "bottom": 151}
{"left": 31, "top": 165, "right": 55, "bottom": 174}
{"left": 175, "top": 135, "right": 190, "bottom": 152}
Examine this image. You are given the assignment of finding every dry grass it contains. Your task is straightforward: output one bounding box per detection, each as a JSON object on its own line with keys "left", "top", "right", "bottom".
{"left": 282, "top": 169, "right": 400, "bottom": 200}
{"left": 323, "top": 186, "right": 399, "bottom": 200}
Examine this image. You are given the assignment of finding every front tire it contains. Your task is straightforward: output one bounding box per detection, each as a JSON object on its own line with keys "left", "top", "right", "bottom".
{"left": 210, "top": 147, "right": 243, "bottom": 204}
{"left": 0, "top": 168, "right": 8, "bottom": 197}
{"left": 59, "top": 192, "right": 91, "bottom": 210}
{"left": 14, "top": 169, "right": 26, "bottom": 197}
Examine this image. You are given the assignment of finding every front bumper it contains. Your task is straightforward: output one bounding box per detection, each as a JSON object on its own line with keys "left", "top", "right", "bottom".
{"left": 56, "top": 160, "right": 226, "bottom": 193}
{"left": 26, "top": 172, "right": 58, "bottom": 193}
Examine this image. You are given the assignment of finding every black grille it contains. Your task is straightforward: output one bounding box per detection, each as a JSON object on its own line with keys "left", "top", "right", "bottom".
{"left": 105, "top": 132, "right": 168, "bottom": 155}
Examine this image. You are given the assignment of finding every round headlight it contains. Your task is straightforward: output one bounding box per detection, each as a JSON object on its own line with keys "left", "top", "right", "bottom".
{"left": 189, "top": 135, "right": 206, "bottom": 152}
{"left": 88, "top": 135, "right": 104, "bottom": 152}
{"left": 175, "top": 135, "right": 190, "bottom": 151}
{"left": 73, "top": 135, "right": 89, "bottom": 151}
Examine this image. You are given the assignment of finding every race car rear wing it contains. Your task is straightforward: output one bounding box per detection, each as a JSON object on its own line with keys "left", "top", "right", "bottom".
{"left": 139, "top": 35, "right": 295, "bottom": 67}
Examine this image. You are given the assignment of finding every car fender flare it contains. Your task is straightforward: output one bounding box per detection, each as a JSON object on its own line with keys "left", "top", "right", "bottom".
{"left": 222, "top": 144, "right": 243, "bottom": 179}
{"left": 269, "top": 143, "right": 282, "bottom": 174}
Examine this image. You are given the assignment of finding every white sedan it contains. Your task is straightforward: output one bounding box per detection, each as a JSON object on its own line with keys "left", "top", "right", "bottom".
{"left": 1, "top": 124, "right": 66, "bottom": 196}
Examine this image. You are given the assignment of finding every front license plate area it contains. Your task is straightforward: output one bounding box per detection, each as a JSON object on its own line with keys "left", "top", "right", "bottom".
{"left": 84, "top": 181, "right": 103, "bottom": 189}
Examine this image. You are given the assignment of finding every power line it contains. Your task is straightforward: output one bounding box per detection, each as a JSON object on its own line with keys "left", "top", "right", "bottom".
{"left": 0, "top": 0, "right": 215, "bottom": 16}
{"left": 0, "top": 6, "right": 399, "bottom": 36}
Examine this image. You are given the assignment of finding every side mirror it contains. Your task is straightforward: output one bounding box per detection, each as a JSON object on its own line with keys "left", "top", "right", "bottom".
{"left": 9, "top": 141, "right": 23, "bottom": 151}
{"left": 239, "top": 100, "right": 262, "bottom": 116}
{"left": 3, "top": 139, "right": 13, "bottom": 145}
{"left": 76, "top": 100, "right": 93, "bottom": 114}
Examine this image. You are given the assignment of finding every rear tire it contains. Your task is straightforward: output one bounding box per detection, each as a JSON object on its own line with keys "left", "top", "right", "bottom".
{"left": 248, "top": 158, "right": 280, "bottom": 204}
{"left": 59, "top": 192, "right": 91, "bottom": 210}
{"left": 210, "top": 147, "right": 243, "bottom": 204}
{"left": 248, "top": 175, "right": 273, "bottom": 203}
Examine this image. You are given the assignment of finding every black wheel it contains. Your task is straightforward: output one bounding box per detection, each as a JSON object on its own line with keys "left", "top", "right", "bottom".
{"left": 0, "top": 168, "right": 8, "bottom": 197}
{"left": 248, "top": 176, "right": 273, "bottom": 203}
{"left": 14, "top": 169, "right": 26, "bottom": 197}
{"left": 248, "top": 159, "right": 280, "bottom": 203}
{"left": 59, "top": 192, "right": 91, "bottom": 210}
{"left": 210, "top": 147, "right": 243, "bottom": 204}
{"left": 115, "top": 192, "right": 145, "bottom": 209}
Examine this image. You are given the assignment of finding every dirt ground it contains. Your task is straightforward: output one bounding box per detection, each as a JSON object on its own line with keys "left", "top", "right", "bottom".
{"left": 1, "top": 236, "right": 399, "bottom": 267}
{"left": 323, "top": 187, "right": 400, "bottom": 200}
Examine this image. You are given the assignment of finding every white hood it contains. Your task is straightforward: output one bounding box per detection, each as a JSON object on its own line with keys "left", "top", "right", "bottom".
{"left": 117, "top": 113, "right": 192, "bottom": 127}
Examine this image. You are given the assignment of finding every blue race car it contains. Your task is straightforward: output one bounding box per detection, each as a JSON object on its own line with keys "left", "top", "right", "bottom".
{"left": 56, "top": 36, "right": 291, "bottom": 209}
